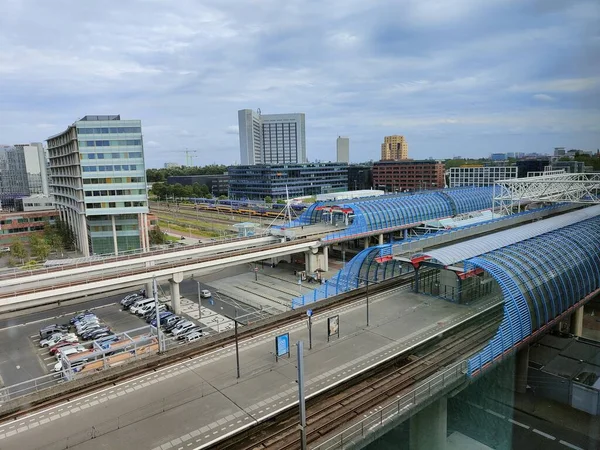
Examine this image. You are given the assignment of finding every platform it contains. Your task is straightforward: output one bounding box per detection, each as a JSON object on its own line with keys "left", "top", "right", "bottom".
{"left": 0, "top": 289, "right": 502, "bottom": 450}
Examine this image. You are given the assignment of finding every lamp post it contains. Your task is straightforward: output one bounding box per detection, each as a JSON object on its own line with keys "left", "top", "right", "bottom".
{"left": 357, "top": 276, "right": 380, "bottom": 327}
{"left": 196, "top": 281, "right": 202, "bottom": 322}
{"left": 234, "top": 307, "right": 240, "bottom": 379}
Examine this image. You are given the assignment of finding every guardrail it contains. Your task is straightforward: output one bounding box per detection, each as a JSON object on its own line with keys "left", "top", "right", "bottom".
{"left": 0, "top": 239, "right": 316, "bottom": 299}
{"left": 0, "top": 234, "right": 274, "bottom": 282}
{"left": 312, "top": 360, "right": 468, "bottom": 450}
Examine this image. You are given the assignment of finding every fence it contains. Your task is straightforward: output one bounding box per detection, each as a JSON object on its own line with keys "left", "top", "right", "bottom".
{"left": 312, "top": 360, "right": 468, "bottom": 450}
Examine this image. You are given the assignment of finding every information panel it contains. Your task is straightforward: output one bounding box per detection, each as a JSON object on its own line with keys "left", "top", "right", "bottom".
{"left": 275, "top": 333, "right": 290, "bottom": 361}
{"left": 327, "top": 315, "right": 340, "bottom": 342}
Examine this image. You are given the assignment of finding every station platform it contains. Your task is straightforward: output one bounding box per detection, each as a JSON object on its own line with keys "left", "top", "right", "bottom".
{"left": 0, "top": 289, "right": 502, "bottom": 450}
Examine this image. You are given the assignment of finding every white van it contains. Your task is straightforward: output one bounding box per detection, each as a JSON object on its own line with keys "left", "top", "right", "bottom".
{"left": 129, "top": 298, "right": 154, "bottom": 315}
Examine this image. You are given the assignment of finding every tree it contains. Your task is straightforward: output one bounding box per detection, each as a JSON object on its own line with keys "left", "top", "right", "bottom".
{"left": 29, "top": 234, "right": 51, "bottom": 261}
{"left": 218, "top": 194, "right": 228, "bottom": 200}
{"left": 51, "top": 219, "right": 76, "bottom": 251}
{"left": 149, "top": 226, "right": 167, "bottom": 246}
{"left": 10, "top": 240, "right": 27, "bottom": 265}
{"left": 276, "top": 199, "right": 285, "bottom": 204}
{"left": 264, "top": 196, "right": 272, "bottom": 204}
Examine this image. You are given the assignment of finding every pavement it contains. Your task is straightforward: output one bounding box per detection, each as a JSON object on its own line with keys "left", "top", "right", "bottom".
{"left": 0, "top": 289, "right": 501, "bottom": 450}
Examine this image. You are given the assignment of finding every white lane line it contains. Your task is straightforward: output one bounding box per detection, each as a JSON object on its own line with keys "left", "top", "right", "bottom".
{"left": 532, "top": 429, "right": 556, "bottom": 440}
{"left": 559, "top": 440, "right": 583, "bottom": 450}
{"left": 485, "top": 408, "right": 505, "bottom": 419}
{"left": 508, "top": 419, "right": 530, "bottom": 429}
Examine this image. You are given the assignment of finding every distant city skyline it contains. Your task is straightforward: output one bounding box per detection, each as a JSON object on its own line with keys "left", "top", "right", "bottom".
{"left": 0, "top": 1, "right": 598, "bottom": 168}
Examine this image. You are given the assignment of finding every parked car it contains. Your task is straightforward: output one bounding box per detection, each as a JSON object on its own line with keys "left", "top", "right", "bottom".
{"left": 150, "top": 311, "right": 173, "bottom": 326}
{"left": 49, "top": 341, "right": 78, "bottom": 356}
{"left": 39, "top": 324, "right": 69, "bottom": 340}
{"left": 171, "top": 322, "right": 194, "bottom": 336}
{"left": 54, "top": 359, "right": 87, "bottom": 373}
{"left": 76, "top": 321, "right": 101, "bottom": 334}
{"left": 70, "top": 311, "right": 93, "bottom": 324}
{"left": 88, "top": 331, "right": 112, "bottom": 340}
{"left": 41, "top": 333, "right": 78, "bottom": 348}
{"left": 164, "top": 318, "right": 186, "bottom": 332}
{"left": 143, "top": 305, "right": 166, "bottom": 321}
{"left": 162, "top": 315, "right": 181, "bottom": 328}
{"left": 129, "top": 298, "right": 154, "bottom": 315}
{"left": 176, "top": 326, "right": 202, "bottom": 340}
{"left": 59, "top": 346, "right": 87, "bottom": 358}
{"left": 120, "top": 291, "right": 143, "bottom": 306}
{"left": 97, "top": 335, "right": 120, "bottom": 345}
{"left": 73, "top": 316, "right": 98, "bottom": 329}
{"left": 200, "top": 289, "right": 212, "bottom": 298}
{"left": 81, "top": 327, "right": 110, "bottom": 340}
{"left": 185, "top": 331, "right": 203, "bottom": 343}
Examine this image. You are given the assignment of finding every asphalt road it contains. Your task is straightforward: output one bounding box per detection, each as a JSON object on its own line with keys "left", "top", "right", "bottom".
{"left": 449, "top": 398, "right": 596, "bottom": 450}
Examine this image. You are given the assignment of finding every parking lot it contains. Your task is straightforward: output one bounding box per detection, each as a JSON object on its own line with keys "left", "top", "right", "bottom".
{"left": 0, "top": 297, "right": 150, "bottom": 388}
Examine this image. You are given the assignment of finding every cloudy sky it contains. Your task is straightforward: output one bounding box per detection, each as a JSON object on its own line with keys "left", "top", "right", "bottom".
{"left": 0, "top": 0, "right": 598, "bottom": 167}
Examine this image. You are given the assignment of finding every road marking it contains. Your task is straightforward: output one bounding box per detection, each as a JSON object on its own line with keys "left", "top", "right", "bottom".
{"left": 559, "top": 440, "right": 583, "bottom": 450}
{"left": 532, "top": 429, "right": 556, "bottom": 440}
{"left": 485, "top": 408, "right": 505, "bottom": 419}
{"left": 508, "top": 419, "right": 530, "bottom": 429}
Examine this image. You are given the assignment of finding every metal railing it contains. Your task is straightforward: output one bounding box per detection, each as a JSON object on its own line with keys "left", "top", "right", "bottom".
{"left": 312, "top": 360, "right": 468, "bottom": 450}
{"left": 0, "top": 234, "right": 274, "bottom": 282}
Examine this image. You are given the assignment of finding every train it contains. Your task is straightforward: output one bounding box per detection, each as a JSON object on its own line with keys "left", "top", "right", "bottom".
{"left": 184, "top": 197, "right": 309, "bottom": 218}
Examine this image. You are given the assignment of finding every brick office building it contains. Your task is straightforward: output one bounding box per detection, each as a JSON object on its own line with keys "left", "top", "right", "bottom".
{"left": 372, "top": 160, "right": 445, "bottom": 192}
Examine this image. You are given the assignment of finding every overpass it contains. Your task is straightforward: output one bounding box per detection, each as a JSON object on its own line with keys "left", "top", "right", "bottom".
{"left": 0, "top": 187, "right": 498, "bottom": 313}
{"left": 0, "top": 202, "right": 598, "bottom": 449}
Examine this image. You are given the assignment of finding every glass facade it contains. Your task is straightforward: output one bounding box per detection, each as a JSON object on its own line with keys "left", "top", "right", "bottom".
{"left": 228, "top": 163, "right": 348, "bottom": 200}
{"left": 47, "top": 115, "right": 149, "bottom": 256}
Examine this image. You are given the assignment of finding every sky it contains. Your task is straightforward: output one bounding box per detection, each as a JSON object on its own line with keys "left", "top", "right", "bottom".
{"left": 0, "top": 0, "right": 599, "bottom": 168}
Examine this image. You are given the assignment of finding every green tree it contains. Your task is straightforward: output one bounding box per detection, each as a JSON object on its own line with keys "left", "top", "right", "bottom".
{"left": 276, "top": 199, "right": 285, "bottom": 204}
{"left": 54, "top": 219, "right": 76, "bottom": 250}
{"left": 10, "top": 240, "right": 27, "bottom": 265}
{"left": 29, "top": 234, "right": 51, "bottom": 260}
{"left": 264, "top": 196, "right": 272, "bottom": 204}
{"left": 148, "top": 225, "right": 167, "bottom": 246}
{"left": 218, "top": 194, "right": 228, "bottom": 200}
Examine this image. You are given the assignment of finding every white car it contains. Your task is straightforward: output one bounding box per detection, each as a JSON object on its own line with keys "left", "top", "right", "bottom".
{"left": 171, "top": 322, "right": 194, "bottom": 336}
{"left": 41, "top": 333, "right": 78, "bottom": 348}
{"left": 200, "top": 290, "right": 212, "bottom": 298}
{"left": 58, "top": 345, "right": 86, "bottom": 359}
{"left": 186, "top": 331, "right": 203, "bottom": 343}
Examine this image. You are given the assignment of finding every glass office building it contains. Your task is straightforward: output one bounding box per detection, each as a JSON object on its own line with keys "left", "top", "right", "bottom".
{"left": 47, "top": 115, "right": 149, "bottom": 256}
{"left": 228, "top": 163, "right": 348, "bottom": 201}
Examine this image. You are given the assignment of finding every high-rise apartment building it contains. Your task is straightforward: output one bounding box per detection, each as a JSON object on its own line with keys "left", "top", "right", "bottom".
{"left": 47, "top": 115, "right": 149, "bottom": 256}
{"left": 336, "top": 136, "right": 349, "bottom": 163}
{"left": 238, "top": 109, "right": 306, "bottom": 165}
{"left": 0, "top": 143, "right": 49, "bottom": 209}
{"left": 381, "top": 135, "right": 408, "bottom": 160}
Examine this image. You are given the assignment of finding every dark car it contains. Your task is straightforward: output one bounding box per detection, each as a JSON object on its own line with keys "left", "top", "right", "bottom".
{"left": 164, "top": 318, "right": 186, "bottom": 332}
{"left": 80, "top": 326, "right": 106, "bottom": 340}
{"left": 39, "top": 324, "right": 69, "bottom": 339}
{"left": 176, "top": 326, "right": 202, "bottom": 340}
{"left": 70, "top": 311, "right": 93, "bottom": 324}
{"left": 122, "top": 295, "right": 143, "bottom": 309}
{"left": 89, "top": 330, "right": 113, "bottom": 341}
{"left": 161, "top": 315, "right": 181, "bottom": 328}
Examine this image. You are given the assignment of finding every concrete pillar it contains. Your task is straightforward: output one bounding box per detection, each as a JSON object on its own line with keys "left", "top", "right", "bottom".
{"left": 378, "top": 234, "right": 384, "bottom": 245}
{"left": 80, "top": 213, "right": 90, "bottom": 257}
{"left": 322, "top": 246, "right": 329, "bottom": 272}
{"left": 403, "top": 228, "right": 408, "bottom": 239}
{"left": 111, "top": 215, "right": 119, "bottom": 256}
{"left": 410, "top": 397, "right": 447, "bottom": 450}
{"left": 364, "top": 237, "right": 370, "bottom": 249}
{"left": 341, "top": 242, "right": 346, "bottom": 266}
{"left": 169, "top": 272, "right": 183, "bottom": 314}
{"left": 515, "top": 345, "right": 529, "bottom": 394}
{"left": 304, "top": 251, "right": 311, "bottom": 273}
{"left": 145, "top": 281, "right": 154, "bottom": 298}
{"left": 571, "top": 306, "right": 584, "bottom": 337}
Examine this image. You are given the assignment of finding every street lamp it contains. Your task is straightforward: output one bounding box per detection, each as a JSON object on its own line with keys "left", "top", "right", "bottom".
{"left": 357, "top": 276, "right": 380, "bottom": 327}
{"left": 196, "top": 281, "right": 202, "bottom": 322}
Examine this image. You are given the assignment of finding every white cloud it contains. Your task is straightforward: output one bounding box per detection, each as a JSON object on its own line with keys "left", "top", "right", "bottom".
{"left": 532, "top": 94, "right": 554, "bottom": 102}
{"left": 509, "top": 77, "right": 600, "bottom": 93}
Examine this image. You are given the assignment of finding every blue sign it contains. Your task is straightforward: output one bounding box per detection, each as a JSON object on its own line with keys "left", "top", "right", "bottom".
{"left": 306, "top": 309, "right": 313, "bottom": 317}
{"left": 276, "top": 333, "right": 290, "bottom": 358}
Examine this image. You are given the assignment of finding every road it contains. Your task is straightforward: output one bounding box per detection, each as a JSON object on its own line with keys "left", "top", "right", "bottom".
{"left": 449, "top": 398, "right": 597, "bottom": 450}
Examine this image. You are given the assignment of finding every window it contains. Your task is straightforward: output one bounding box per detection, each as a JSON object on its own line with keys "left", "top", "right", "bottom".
{"left": 124, "top": 201, "right": 132, "bottom": 207}
{"left": 82, "top": 166, "right": 97, "bottom": 172}
{"left": 97, "top": 153, "right": 105, "bottom": 159}
{"left": 112, "top": 153, "right": 120, "bottom": 159}
{"left": 88, "top": 153, "right": 96, "bottom": 159}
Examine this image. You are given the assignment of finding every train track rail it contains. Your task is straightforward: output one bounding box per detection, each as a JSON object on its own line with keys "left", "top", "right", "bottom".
{"left": 0, "top": 276, "right": 408, "bottom": 423}
{"left": 213, "top": 307, "right": 502, "bottom": 450}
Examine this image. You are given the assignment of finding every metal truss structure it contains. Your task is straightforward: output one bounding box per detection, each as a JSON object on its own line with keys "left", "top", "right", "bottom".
{"left": 494, "top": 170, "right": 600, "bottom": 214}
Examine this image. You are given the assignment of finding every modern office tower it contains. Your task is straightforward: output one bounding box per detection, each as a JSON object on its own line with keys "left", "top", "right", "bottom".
{"left": 554, "top": 147, "right": 566, "bottom": 157}
{"left": 238, "top": 109, "right": 306, "bottom": 165}
{"left": 447, "top": 166, "right": 518, "bottom": 188}
{"left": 372, "top": 160, "right": 444, "bottom": 192}
{"left": 336, "top": 136, "right": 350, "bottom": 163}
{"left": 228, "top": 163, "right": 348, "bottom": 200}
{"left": 381, "top": 135, "right": 408, "bottom": 160}
{"left": 347, "top": 165, "right": 373, "bottom": 191}
{"left": 15, "top": 143, "right": 50, "bottom": 195}
{"left": 46, "top": 115, "right": 149, "bottom": 256}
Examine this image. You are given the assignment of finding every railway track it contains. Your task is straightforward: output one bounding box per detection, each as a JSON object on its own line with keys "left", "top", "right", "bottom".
{"left": 151, "top": 204, "right": 270, "bottom": 227}
{"left": 0, "top": 276, "right": 408, "bottom": 422}
{"left": 214, "top": 307, "right": 502, "bottom": 450}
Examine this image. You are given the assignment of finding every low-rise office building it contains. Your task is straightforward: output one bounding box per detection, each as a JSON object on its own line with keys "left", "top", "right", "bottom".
{"left": 372, "top": 160, "right": 444, "bottom": 192}
{"left": 228, "top": 163, "right": 348, "bottom": 201}
{"left": 0, "top": 209, "right": 59, "bottom": 245}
